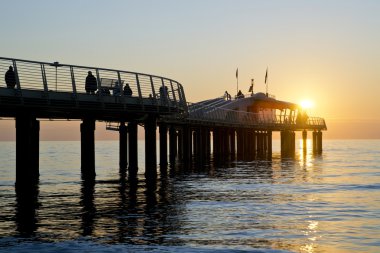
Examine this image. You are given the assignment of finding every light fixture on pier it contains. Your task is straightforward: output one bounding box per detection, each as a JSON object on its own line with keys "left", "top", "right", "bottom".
{"left": 50, "top": 61, "right": 62, "bottom": 91}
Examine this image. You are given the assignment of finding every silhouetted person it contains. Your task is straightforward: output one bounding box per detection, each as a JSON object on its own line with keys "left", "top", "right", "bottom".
{"left": 236, "top": 90, "right": 244, "bottom": 98}
{"left": 113, "top": 81, "right": 121, "bottom": 96}
{"left": 123, "top": 83, "right": 132, "bottom": 96}
{"left": 85, "top": 71, "right": 97, "bottom": 94}
{"left": 5, "top": 66, "right": 16, "bottom": 88}
{"left": 224, "top": 90, "right": 229, "bottom": 100}
{"left": 159, "top": 86, "right": 168, "bottom": 102}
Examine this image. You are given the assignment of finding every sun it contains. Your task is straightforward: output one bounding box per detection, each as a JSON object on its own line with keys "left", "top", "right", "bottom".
{"left": 300, "top": 99, "right": 314, "bottom": 110}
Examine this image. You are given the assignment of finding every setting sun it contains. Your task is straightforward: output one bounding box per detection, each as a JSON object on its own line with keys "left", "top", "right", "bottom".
{"left": 300, "top": 100, "right": 314, "bottom": 110}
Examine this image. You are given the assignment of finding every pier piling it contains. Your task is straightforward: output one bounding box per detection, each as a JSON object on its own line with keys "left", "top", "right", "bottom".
{"left": 80, "top": 118, "right": 96, "bottom": 178}
{"left": 159, "top": 123, "right": 168, "bottom": 167}
{"left": 128, "top": 122, "right": 138, "bottom": 177}
{"left": 16, "top": 115, "right": 40, "bottom": 185}
{"left": 169, "top": 126, "right": 177, "bottom": 164}
{"left": 145, "top": 116, "right": 157, "bottom": 178}
{"left": 119, "top": 122, "right": 128, "bottom": 170}
{"left": 302, "top": 130, "right": 307, "bottom": 152}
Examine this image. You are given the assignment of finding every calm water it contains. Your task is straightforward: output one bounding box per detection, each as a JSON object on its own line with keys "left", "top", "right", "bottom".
{"left": 0, "top": 139, "right": 379, "bottom": 253}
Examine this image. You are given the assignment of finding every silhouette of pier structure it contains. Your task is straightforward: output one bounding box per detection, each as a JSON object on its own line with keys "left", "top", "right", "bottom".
{"left": 0, "top": 57, "right": 326, "bottom": 185}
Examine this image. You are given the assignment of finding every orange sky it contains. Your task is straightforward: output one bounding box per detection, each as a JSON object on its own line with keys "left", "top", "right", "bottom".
{"left": 1, "top": 1, "right": 379, "bottom": 140}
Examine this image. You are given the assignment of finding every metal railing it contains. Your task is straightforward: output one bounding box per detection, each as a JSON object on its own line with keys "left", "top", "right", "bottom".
{"left": 188, "top": 102, "right": 327, "bottom": 129}
{"left": 0, "top": 57, "right": 187, "bottom": 111}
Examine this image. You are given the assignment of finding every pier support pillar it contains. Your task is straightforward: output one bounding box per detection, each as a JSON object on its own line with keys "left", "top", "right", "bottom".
{"left": 206, "top": 128, "right": 211, "bottom": 156}
{"left": 257, "top": 131, "right": 263, "bottom": 157}
{"left": 159, "top": 123, "right": 168, "bottom": 167}
{"left": 201, "top": 127, "right": 208, "bottom": 158}
{"left": 312, "top": 131, "right": 317, "bottom": 153}
{"left": 169, "top": 126, "right": 177, "bottom": 164}
{"left": 177, "top": 129, "right": 183, "bottom": 160}
{"left": 318, "top": 131, "right": 323, "bottom": 153}
{"left": 267, "top": 131, "right": 272, "bottom": 158}
{"left": 230, "top": 129, "right": 236, "bottom": 158}
{"left": 212, "top": 128, "right": 219, "bottom": 157}
{"left": 119, "top": 122, "right": 128, "bottom": 170}
{"left": 245, "top": 130, "right": 252, "bottom": 160}
{"left": 182, "top": 126, "right": 191, "bottom": 162}
{"left": 128, "top": 122, "right": 138, "bottom": 177}
{"left": 195, "top": 127, "right": 203, "bottom": 160}
{"left": 192, "top": 130, "right": 197, "bottom": 155}
{"left": 314, "top": 130, "right": 323, "bottom": 154}
{"left": 252, "top": 131, "right": 257, "bottom": 158}
{"left": 236, "top": 128, "right": 244, "bottom": 160}
{"left": 16, "top": 115, "right": 40, "bottom": 185}
{"left": 145, "top": 116, "right": 157, "bottom": 178}
{"left": 302, "top": 130, "right": 307, "bottom": 152}
{"left": 281, "top": 130, "right": 295, "bottom": 157}
{"left": 81, "top": 118, "right": 95, "bottom": 178}
{"left": 223, "top": 128, "right": 230, "bottom": 155}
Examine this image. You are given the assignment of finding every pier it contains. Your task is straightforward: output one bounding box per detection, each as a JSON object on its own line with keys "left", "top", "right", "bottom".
{"left": 0, "top": 57, "right": 327, "bottom": 185}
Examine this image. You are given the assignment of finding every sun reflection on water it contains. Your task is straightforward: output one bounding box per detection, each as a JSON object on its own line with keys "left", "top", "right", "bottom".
{"left": 298, "top": 139, "right": 314, "bottom": 169}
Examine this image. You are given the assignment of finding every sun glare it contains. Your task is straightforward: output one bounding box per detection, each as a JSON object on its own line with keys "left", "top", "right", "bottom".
{"left": 300, "top": 100, "right": 314, "bottom": 110}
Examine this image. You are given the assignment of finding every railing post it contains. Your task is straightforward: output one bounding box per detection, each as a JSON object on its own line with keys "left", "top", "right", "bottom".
{"left": 169, "top": 80, "right": 177, "bottom": 106}
{"left": 70, "top": 66, "right": 77, "bottom": 95}
{"left": 149, "top": 76, "right": 156, "bottom": 102}
{"left": 12, "top": 60, "right": 21, "bottom": 90}
{"left": 41, "top": 64, "right": 48, "bottom": 92}
{"left": 95, "top": 69, "right": 102, "bottom": 95}
{"left": 117, "top": 71, "right": 123, "bottom": 97}
{"left": 135, "top": 74, "right": 144, "bottom": 109}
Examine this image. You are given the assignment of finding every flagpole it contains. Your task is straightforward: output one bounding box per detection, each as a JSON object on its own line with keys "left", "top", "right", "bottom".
{"left": 265, "top": 67, "right": 268, "bottom": 96}
{"left": 236, "top": 68, "right": 239, "bottom": 96}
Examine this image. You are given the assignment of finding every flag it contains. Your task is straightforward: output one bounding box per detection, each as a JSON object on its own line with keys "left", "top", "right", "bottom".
{"left": 236, "top": 68, "right": 238, "bottom": 79}
{"left": 264, "top": 67, "right": 268, "bottom": 84}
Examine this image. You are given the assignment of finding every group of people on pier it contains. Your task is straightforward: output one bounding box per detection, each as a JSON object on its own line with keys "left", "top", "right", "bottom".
{"left": 3, "top": 67, "right": 134, "bottom": 96}
{"left": 4, "top": 66, "right": 172, "bottom": 102}
{"left": 85, "top": 71, "right": 133, "bottom": 96}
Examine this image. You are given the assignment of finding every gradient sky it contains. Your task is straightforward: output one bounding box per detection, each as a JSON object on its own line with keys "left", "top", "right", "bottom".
{"left": 1, "top": 0, "right": 379, "bottom": 140}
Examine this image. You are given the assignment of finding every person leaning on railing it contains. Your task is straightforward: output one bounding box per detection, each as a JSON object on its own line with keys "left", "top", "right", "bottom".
{"left": 4, "top": 66, "right": 16, "bottom": 89}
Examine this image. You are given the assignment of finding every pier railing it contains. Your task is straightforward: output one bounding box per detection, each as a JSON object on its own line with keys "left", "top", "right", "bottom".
{"left": 188, "top": 103, "right": 326, "bottom": 130}
{"left": 0, "top": 57, "right": 187, "bottom": 112}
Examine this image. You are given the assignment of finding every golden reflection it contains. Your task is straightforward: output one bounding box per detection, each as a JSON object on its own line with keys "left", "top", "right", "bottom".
{"left": 298, "top": 139, "right": 313, "bottom": 168}
{"left": 300, "top": 219, "right": 320, "bottom": 253}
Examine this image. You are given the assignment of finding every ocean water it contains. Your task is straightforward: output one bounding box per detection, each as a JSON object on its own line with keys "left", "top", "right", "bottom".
{"left": 0, "top": 139, "right": 379, "bottom": 253}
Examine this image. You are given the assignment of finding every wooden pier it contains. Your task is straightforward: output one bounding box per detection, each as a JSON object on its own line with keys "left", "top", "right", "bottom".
{"left": 0, "top": 57, "right": 327, "bottom": 185}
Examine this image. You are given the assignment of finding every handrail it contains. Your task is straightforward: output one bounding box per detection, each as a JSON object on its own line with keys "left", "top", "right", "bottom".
{"left": 188, "top": 102, "right": 327, "bottom": 129}
{"left": 0, "top": 56, "right": 187, "bottom": 112}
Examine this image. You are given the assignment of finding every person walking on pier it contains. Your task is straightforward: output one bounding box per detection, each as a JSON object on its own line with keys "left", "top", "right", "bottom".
{"left": 85, "top": 71, "right": 97, "bottom": 94}
{"left": 5, "top": 66, "right": 16, "bottom": 88}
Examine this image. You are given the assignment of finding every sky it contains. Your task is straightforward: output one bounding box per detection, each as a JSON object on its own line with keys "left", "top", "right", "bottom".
{"left": 0, "top": 0, "right": 379, "bottom": 140}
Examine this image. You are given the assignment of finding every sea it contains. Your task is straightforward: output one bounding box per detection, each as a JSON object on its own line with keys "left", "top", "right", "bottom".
{"left": 0, "top": 139, "right": 379, "bottom": 253}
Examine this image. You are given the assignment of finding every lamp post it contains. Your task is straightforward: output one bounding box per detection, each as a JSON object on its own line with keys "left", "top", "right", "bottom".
{"left": 50, "top": 61, "right": 61, "bottom": 91}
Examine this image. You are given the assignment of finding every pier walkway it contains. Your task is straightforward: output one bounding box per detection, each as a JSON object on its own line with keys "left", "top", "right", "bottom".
{"left": 0, "top": 57, "right": 326, "bottom": 184}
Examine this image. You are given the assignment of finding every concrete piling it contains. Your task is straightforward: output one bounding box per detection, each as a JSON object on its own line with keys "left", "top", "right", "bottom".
{"left": 16, "top": 115, "right": 40, "bottom": 185}
{"left": 144, "top": 116, "right": 157, "bottom": 178}
{"left": 128, "top": 122, "right": 138, "bottom": 177}
{"left": 119, "top": 122, "right": 128, "bottom": 170}
{"left": 80, "top": 118, "right": 96, "bottom": 178}
{"left": 159, "top": 123, "right": 168, "bottom": 166}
